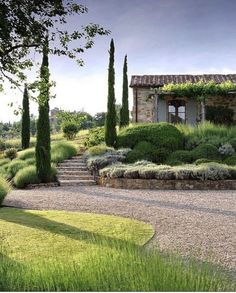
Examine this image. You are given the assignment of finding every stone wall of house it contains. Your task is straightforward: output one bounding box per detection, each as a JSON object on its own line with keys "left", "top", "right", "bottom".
{"left": 206, "top": 95, "right": 236, "bottom": 121}
{"left": 132, "top": 88, "right": 236, "bottom": 123}
{"left": 132, "top": 88, "right": 156, "bottom": 122}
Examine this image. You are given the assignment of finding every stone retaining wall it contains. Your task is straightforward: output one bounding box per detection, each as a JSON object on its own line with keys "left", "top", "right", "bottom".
{"left": 98, "top": 177, "right": 236, "bottom": 190}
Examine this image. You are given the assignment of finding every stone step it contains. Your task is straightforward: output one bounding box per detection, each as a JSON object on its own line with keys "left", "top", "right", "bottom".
{"left": 58, "top": 164, "right": 87, "bottom": 168}
{"left": 57, "top": 166, "right": 88, "bottom": 171}
{"left": 58, "top": 175, "right": 94, "bottom": 180}
{"left": 63, "top": 159, "right": 85, "bottom": 163}
{"left": 59, "top": 179, "right": 96, "bottom": 186}
{"left": 57, "top": 170, "right": 91, "bottom": 175}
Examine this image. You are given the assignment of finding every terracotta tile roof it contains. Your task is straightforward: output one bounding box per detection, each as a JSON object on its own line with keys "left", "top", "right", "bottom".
{"left": 130, "top": 74, "right": 236, "bottom": 87}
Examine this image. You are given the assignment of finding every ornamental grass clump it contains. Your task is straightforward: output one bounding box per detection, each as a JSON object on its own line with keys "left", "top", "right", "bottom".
{"left": 18, "top": 148, "right": 35, "bottom": 160}
{"left": 51, "top": 142, "right": 77, "bottom": 163}
{"left": 14, "top": 165, "right": 57, "bottom": 188}
{"left": 0, "top": 177, "right": 11, "bottom": 205}
{"left": 7, "top": 159, "right": 28, "bottom": 179}
{"left": 86, "top": 145, "right": 115, "bottom": 157}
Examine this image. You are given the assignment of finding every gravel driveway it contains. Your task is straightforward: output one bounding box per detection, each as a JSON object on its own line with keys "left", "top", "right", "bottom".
{"left": 3, "top": 186, "right": 236, "bottom": 270}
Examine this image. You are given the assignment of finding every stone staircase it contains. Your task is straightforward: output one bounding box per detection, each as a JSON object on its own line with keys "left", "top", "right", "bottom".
{"left": 57, "top": 155, "right": 96, "bottom": 186}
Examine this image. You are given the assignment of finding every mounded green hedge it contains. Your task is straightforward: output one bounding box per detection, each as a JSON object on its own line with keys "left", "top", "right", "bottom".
{"left": 117, "top": 123, "right": 184, "bottom": 151}
{"left": 125, "top": 141, "right": 168, "bottom": 164}
{"left": 191, "top": 144, "right": 220, "bottom": 161}
{"left": 224, "top": 154, "right": 236, "bottom": 166}
{"left": 166, "top": 150, "right": 193, "bottom": 165}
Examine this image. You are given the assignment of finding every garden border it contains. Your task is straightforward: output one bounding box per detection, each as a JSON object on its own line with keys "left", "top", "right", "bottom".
{"left": 98, "top": 177, "right": 236, "bottom": 190}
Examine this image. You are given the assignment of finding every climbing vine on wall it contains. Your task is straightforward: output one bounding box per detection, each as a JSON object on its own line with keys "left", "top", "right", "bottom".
{"left": 161, "top": 80, "right": 236, "bottom": 98}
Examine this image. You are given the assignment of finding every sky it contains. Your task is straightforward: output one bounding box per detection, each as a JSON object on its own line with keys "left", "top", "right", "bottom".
{"left": 1, "top": 0, "right": 236, "bottom": 122}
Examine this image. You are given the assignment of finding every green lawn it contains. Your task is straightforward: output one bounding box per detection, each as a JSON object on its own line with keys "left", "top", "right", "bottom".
{"left": 0, "top": 208, "right": 234, "bottom": 291}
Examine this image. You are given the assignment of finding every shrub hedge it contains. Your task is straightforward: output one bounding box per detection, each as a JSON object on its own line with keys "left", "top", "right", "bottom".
{"left": 166, "top": 150, "right": 193, "bottom": 165}
{"left": 84, "top": 127, "right": 105, "bottom": 147}
{"left": 117, "top": 123, "right": 184, "bottom": 151}
{"left": 191, "top": 144, "right": 220, "bottom": 161}
{"left": 224, "top": 154, "right": 236, "bottom": 166}
{"left": 51, "top": 142, "right": 77, "bottom": 163}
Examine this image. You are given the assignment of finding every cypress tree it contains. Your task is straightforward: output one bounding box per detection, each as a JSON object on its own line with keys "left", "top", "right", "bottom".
{"left": 120, "top": 55, "right": 129, "bottom": 128}
{"left": 36, "top": 37, "right": 51, "bottom": 182}
{"left": 105, "top": 39, "right": 117, "bottom": 147}
{"left": 21, "top": 84, "right": 30, "bottom": 149}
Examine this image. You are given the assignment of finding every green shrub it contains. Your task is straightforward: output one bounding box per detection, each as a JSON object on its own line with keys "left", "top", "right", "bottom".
{"left": 206, "top": 105, "right": 234, "bottom": 125}
{"left": 166, "top": 150, "right": 193, "bottom": 165}
{"left": 125, "top": 150, "right": 144, "bottom": 163}
{"left": 0, "top": 159, "right": 10, "bottom": 167}
{"left": 18, "top": 148, "right": 35, "bottom": 160}
{"left": 4, "top": 148, "right": 17, "bottom": 160}
{"left": 51, "top": 142, "right": 77, "bottom": 163}
{"left": 229, "top": 138, "right": 236, "bottom": 150}
{"left": 125, "top": 141, "right": 169, "bottom": 164}
{"left": 0, "top": 139, "right": 5, "bottom": 151}
{"left": 117, "top": 123, "right": 184, "bottom": 151}
{"left": 224, "top": 154, "right": 236, "bottom": 166}
{"left": 62, "top": 122, "right": 79, "bottom": 140}
{"left": 87, "top": 145, "right": 114, "bottom": 156}
{"left": 0, "top": 176, "right": 11, "bottom": 205}
{"left": 14, "top": 165, "right": 57, "bottom": 188}
{"left": 191, "top": 144, "right": 220, "bottom": 161}
{"left": 84, "top": 127, "right": 105, "bottom": 147}
{"left": 7, "top": 159, "right": 28, "bottom": 179}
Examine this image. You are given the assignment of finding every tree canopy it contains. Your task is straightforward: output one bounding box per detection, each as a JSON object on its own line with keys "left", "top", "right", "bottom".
{"left": 0, "top": 0, "right": 110, "bottom": 89}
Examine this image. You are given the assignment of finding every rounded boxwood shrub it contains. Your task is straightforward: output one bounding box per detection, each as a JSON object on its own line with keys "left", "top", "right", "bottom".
{"left": 224, "top": 154, "right": 236, "bottom": 166}
{"left": 229, "top": 138, "right": 236, "bottom": 150}
{"left": 0, "top": 176, "right": 11, "bottom": 205}
{"left": 126, "top": 141, "right": 169, "bottom": 164}
{"left": 191, "top": 144, "right": 220, "bottom": 161}
{"left": 117, "top": 123, "right": 184, "bottom": 151}
{"left": 125, "top": 150, "right": 144, "bottom": 163}
{"left": 166, "top": 150, "right": 193, "bottom": 165}
{"left": 7, "top": 159, "right": 28, "bottom": 179}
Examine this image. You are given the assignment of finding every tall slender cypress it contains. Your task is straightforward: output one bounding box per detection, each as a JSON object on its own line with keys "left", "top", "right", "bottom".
{"left": 36, "top": 37, "right": 51, "bottom": 182}
{"left": 105, "top": 39, "right": 117, "bottom": 147}
{"left": 120, "top": 55, "right": 129, "bottom": 128}
{"left": 21, "top": 84, "right": 30, "bottom": 149}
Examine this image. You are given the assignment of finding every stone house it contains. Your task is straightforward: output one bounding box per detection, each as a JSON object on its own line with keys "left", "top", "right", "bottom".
{"left": 130, "top": 74, "right": 236, "bottom": 125}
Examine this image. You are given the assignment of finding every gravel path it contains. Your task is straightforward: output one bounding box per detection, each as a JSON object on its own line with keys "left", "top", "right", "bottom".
{"left": 3, "top": 186, "right": 236, "bottom": 270}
